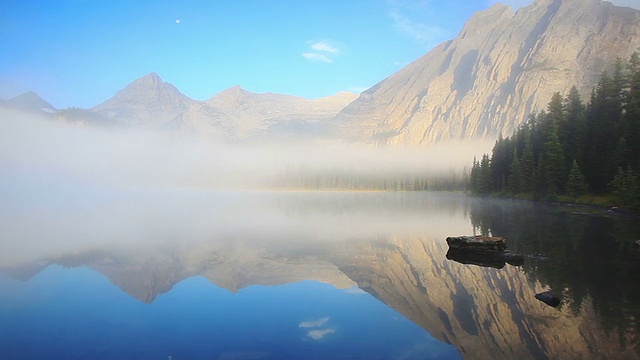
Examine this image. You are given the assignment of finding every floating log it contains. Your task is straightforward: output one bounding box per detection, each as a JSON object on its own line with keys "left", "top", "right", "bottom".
{"left": 446, "top": 236, "right": 507, "bottom": 251}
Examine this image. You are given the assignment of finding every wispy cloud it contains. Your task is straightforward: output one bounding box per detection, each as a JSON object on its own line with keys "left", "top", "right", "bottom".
{"left": 302, "top": 53, "right": 333, "bottom": 64}
{"left": 310, "top": 41, "right": 340, "bottom": 54}
{"left": 302, "top": 40, "right": 341, "bottom": 64}
{"left": 299, "top": 317, "right": 335, "bottom": 340}
{"left": 299, "top": 317, "right": 330, "bottom": 328}
{"left": 307, "top": 328, "right": 335, "bottom": 340}
{"left": 390, "top": 10, "right": 446, "bottom": 43}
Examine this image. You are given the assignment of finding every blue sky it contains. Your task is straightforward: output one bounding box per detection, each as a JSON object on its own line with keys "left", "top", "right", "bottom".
{"left": 1, "top": 0, "right": 638, "bottom": 108}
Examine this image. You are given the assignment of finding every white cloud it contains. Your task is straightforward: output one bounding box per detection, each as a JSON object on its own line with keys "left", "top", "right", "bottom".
{"left": 390, "top": 10, "right": 447, "bottom": 44}
{"left": 302, "top": 40, "right": 341, "bottom": 64}
{"left": 299, "top": 317, "right": 335, "bottom": 341}
{"left": 307, "top": 328, "right": 335, "bottom": 340}
{"left": 302, "top": 53, "right": 333, "bottom": 63}
{"left": 299, "top": 317, "right": 330, "bottom": 328}
{"left": 310, "top": 41, "right": 340, "bottom": 54}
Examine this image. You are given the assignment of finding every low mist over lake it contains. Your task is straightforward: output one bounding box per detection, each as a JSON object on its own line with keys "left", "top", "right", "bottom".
{"left": 2, "top": 0, "right": 640, "bottom": 358}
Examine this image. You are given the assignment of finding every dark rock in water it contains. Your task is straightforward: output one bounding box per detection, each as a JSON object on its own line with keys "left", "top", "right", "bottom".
{"left": 535, "top": 291, "right": 560, "bottom": 307}
{"left": 446, "top": 236, "right": 506, "bottom": 251}
{"left": 502, "top": 251, "right": 525, "bottom": 266}
{"left": 446, "top": 248, "right": 506, "bottom": 269}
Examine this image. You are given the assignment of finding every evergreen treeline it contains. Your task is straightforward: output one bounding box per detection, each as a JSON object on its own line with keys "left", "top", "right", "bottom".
{"left": 273, "top": 165, "right": 468, "bottom": 191}
{"left": 470, "top": 53, "right": 640, "bottom": 210}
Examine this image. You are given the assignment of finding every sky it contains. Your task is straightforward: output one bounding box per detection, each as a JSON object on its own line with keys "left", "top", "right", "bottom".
{"left": 1, "top": 0, "right": 639, "bottom": 109}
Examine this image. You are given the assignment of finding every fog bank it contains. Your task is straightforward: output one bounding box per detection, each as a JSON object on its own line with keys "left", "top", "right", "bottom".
{"left": 0, "top": 109, "right": 493, "bottom": 266}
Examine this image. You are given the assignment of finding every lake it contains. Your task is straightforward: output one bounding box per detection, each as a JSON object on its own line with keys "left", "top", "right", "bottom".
{"left": 1, "top": 190, "right": 639, "bottom": 359}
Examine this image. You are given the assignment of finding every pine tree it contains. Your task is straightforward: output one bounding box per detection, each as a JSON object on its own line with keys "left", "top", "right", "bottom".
{"left": 470, "top": 156, "right": 479, "bottom": 194}
{"left": 539, "top": 117, "right": 566, "bottom": 197}
{"left": 611, "top": 167, "right": 640, "bottom": 210}
{"left": 521, "top": 128, "right": 536, "bottom": 194}
{"left": 624, "top": 52, "right": 640, "bottom": 170}
{"left": 491, "top": 134, "right": 511, "bottom": 192}
{"left": 476, "top": 155, "right": 493, "bottom": 195}
{"left": 585, "top": 71, "right": 620, "bottom": 193}
{"left": 507, "top": 149, "right": 522, "bottom": 194}
{"left": 564, "top": 86, "right": 586, "bottom": 169}
{"left": 566, "top": 160, "right": 588, "bottom": 197}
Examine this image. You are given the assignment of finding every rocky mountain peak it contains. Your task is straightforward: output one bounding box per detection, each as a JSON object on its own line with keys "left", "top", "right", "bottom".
{"left": 92, "top": 73, "right": 194, "bottom": 127}
{"left": 1, "top": 91, "right": 56, "bottom": 114}
{"left": 333, "top": 0, "right": 640, "bottom": 146}
{"left": 137, "top": 71, "right": 162, "bottom": 84}
{"left": 207, "top": 85, "right": 248, "bottom": 103}
{"left": 111, "top": 72, "right": 183, "bottom": 99}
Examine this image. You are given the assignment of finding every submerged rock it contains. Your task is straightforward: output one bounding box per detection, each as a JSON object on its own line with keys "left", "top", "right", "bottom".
{"left": 535, "top": 291, "right": 561, "bottom": 307}
{"left": 445, "top": 236, "right": 507, "bottom": 251}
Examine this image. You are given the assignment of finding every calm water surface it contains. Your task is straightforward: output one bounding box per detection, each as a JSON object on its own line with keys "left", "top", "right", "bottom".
{"left": 1, "top": 190, "right": 640, "bottom": 359}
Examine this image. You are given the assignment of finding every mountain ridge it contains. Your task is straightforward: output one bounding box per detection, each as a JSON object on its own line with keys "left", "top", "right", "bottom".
{"left": 8, "top": 0, "right": 640, "bottom": 146}
{"left": 0, "top": 91, "right": 57, "bottom": 115}
{"left": 332, "top": 0, "right": 640, "bottom": 145}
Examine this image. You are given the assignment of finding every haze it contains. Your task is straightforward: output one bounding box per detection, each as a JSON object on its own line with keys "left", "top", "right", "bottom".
{"left": 0, "top": 109, "right": 489, "bottom": 266}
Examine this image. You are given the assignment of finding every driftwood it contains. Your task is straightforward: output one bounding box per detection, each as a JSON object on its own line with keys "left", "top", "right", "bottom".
{"left": 445, "top": 235, "right": 524, "bottom": 268}
{"left": 446, "top": 236, "right": 507, "bottom": 251}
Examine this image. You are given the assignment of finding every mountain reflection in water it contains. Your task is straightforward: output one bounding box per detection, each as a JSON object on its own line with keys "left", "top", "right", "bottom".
{"left": 1, "top": 191, "right": 640, "bottom": 359}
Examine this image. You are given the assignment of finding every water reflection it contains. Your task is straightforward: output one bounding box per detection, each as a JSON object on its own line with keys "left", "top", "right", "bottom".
{"left": 1, "top": 191, "right": 640, "bottom": 359}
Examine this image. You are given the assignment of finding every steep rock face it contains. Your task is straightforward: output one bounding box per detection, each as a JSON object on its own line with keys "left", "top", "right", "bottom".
{"left": 334, "top": 0, "right": 640, "bottom": 145}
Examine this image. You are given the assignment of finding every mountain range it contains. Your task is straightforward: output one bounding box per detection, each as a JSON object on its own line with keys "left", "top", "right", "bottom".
{"left": 3, "top": 0, "right": 640, "bottom": 145}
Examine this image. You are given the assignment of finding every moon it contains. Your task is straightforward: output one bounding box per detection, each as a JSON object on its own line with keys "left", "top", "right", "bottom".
{"left": 175, "top": 19, "right": 181, "bottom": 24}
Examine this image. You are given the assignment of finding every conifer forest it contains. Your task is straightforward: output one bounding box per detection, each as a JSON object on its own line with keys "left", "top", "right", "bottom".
{"left": 470, "top": 53, "right": 640, "bottom": 211}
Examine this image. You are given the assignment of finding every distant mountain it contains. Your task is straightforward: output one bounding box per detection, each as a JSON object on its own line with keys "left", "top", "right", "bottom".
{"left": 1, "top": 91, "right": 57, "bottom": 115}
{"left": 26, "top": 0, "right": 640, "bottom": 146}
{"left": 89, "top": 73, "right": 357, "bottom": 140}
{"left": 91, "top": 72, "right": 195, "bottom": 128}
{"left": 203, "top": 86, "right": 357, "bottom": 139}
{"left": 333, "top": 0, "right": 640, "bottom": 145}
